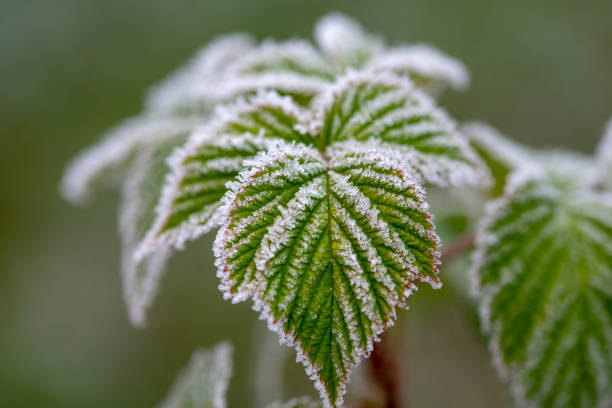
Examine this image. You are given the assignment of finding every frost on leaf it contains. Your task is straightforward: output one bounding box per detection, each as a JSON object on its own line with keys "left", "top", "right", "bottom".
{"left": 136, "top": 92, "right": 314, "bottom": 259}
{"left": 158, "top": 342, "right": 233, "bottom": 408}
{"left": 314, "top": 72, "right": 488, "bottom": 187}
{"left": 471, "top": 167, "right": 612, "bottom": 408}
{"left": 119, "top": 133, "right": 188, "bottom": 327}
{"left": 596, "top": 117, "right": 612, "bottom": 189}
{"left": 215, "top": 142, "right": 440, "bottom": 407}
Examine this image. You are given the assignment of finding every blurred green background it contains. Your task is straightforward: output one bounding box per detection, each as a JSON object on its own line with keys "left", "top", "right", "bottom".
{"left": 1, "top": 0, "right": 611, "bottom": 407}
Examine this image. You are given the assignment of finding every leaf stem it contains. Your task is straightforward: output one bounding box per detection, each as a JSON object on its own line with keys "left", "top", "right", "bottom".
{"left": 370, "top": 332, "right": 404, "bottom": 408}
{"left": 440, "top": 231, "right": 475, "bottom": 265}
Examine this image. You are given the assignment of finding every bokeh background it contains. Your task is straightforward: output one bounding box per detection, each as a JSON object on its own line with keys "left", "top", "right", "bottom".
{"left": 2, "top": 0, "right": 611, "bottom": 407}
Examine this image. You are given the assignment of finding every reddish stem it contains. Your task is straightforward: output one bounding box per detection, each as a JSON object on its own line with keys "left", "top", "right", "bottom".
{"left": 370, "top": 333, "right": 404, "bottom": 408}
{"left": 440, "top": 232, "right": 475, "bottom": 265}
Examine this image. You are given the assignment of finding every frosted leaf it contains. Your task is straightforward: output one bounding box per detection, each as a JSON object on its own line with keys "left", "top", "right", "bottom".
{"left": 314, "top": 13, "right": 384, "bottom": 71}
{"left": 119, "top": 134, "right": 188, "bottom": 327}
{"left": 596, "top": 117, "right": 612, "bottom": 188}
{"left": 266, "top": 397, "right": 321, "bottom": 408}
{"left": 60, "top": 116, "right": 198, "bottom": 204}
{"left": 147, "top": 34, "right": 255, "bottom": 114}
{"left": 367, "top": 45, "right": 469, "bottom": 96}
{"left": 158, "top": 342, "right": 233, "bottom": 408}
{"left": 314, "top": 71, "right": 488, "bottom": 187}
{"left": 215, "top": 142, "right": 440, "bottom": 407}
{"left": 135, "top": 92, "right": 314, "bottom": 260}
{"left": 471, "top": 170, "right": 612, "bottom": 408}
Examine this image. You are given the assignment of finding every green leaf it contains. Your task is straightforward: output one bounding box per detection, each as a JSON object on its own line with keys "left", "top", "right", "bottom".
{"left": 314, "top": 72, "right": 487, "bottom": 187}
{"left": 119, "top": 133, "right": 188, "bottom": 327}
{"left": 158, "top": 342, "right": 233, "bottom": 408}
{"left": 471, "top": 168, "right": 612, "bottom": 408}
{"left": 266, "top": 397, "right": 322, "bottom": 408}
{"left": 135, "top": 93, "right": 313, "bottom": 259}
{"left": 215, "top": 142, "right": 440, "bottom": 407}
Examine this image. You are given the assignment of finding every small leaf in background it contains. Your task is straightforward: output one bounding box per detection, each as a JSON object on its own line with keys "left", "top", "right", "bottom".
{"left": 471, "top": 166, "right": 612, "bottom": 408}
{"left": 119, "top": 132, "right": 188, "bottom": 327}
{"left": 215, "top": 141, "right": 441, "bottom": 407}
{"left": 158, "top": 342, "right": 233, "bottom": 408}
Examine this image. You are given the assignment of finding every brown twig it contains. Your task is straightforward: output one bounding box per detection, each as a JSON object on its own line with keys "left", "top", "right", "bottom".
{"left": 369, "top": 332, "right": 404, "bottom": 408}
{"left": 440, "top": 231, "right": 476, "bottom": 265}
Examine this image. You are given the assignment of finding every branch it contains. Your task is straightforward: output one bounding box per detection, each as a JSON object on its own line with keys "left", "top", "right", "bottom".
{"left": 440, "top": 231, "right": 475, "bottom": 265}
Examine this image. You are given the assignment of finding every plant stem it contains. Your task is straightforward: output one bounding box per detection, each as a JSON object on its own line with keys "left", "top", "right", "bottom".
{"left": 370, "top": 332, "right": 404, "bottom": 408}
{"left": 366, "top": 232, "right": 476, "bottom": 407}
